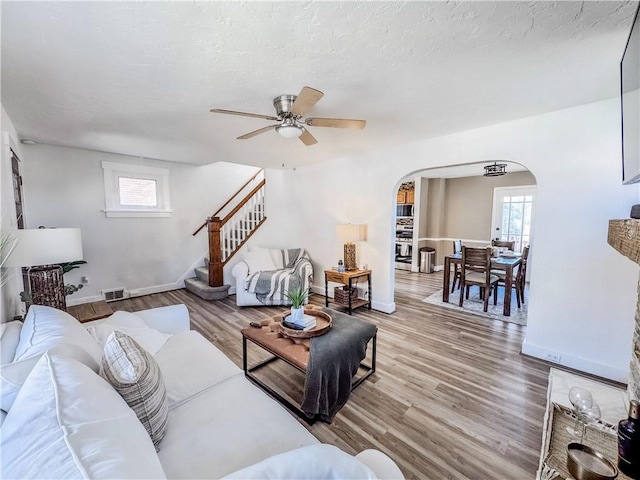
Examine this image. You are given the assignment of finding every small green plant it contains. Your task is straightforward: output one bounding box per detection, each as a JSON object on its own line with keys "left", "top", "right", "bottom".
{"left": 285, "top": 287, "right": 308, "bottom": 309}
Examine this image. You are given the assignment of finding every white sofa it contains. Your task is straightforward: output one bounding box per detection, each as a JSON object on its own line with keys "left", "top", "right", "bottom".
{"left": 232, "top": 247, "right": 313, "bottom": 307}
{"left": 0, "top": 304, "right": 403, "bottom": 479}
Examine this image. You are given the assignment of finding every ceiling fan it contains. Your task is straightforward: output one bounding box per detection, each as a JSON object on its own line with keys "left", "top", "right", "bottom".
{"left": 210, "top": 86, "right": 366, "bottom": 146}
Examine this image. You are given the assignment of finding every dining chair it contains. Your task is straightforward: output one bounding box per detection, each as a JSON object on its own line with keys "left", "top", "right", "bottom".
{"left": 451, "top": 239, "right": 463, "bottom": 293}
{"left": 492, "top": 245, "right": 530, "bottom": 308}
{"left": 491, "top": 239, "right": 516, "bottom": 251}
{"left": 459, "top": 246, "right": 499, "bottom": 312}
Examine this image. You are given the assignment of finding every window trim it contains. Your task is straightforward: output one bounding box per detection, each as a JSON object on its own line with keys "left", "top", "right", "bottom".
{"left": 102, "top": 161, "right": 172, "bottom": 218}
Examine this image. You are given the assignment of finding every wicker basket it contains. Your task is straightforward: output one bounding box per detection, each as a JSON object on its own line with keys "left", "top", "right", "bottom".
{"left": 334, "top": 286, "right": 358, "bottom": 305}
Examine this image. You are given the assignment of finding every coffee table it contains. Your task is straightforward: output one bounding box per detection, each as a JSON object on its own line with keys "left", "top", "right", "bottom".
{"left": 241, "top": 307, "right": 376, "bottom": 424}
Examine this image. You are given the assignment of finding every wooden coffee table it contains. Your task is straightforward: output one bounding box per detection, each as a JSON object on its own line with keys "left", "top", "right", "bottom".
{"left": 241, "top": 307, "right": 376, "bottom": 424}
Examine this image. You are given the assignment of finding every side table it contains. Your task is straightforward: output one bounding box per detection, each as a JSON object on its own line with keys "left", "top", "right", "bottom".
{"left": 324, "top": 269, "right": 372, "bottom": 315}
{"left": 66, "top": 300, "right": 113, "bottom": 324}
{"left": 537, "top": 368, "right": 630, "bottom": 479}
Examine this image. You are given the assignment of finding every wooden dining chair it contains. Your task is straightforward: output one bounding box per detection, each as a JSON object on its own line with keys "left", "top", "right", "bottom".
{"left": 459, "top": 246, "right": 499, "bottom": 312}
{"left": 491, "top": 239, "right": 516, "bottom": 251}
{"left": 493, "top": 245, "right": 530, "bottom": 308}
{"left": 517, "top": 245, "right": 530, "bottom": 304}
{"left": 451, "top": 239, "right": 463, "bottom": 293}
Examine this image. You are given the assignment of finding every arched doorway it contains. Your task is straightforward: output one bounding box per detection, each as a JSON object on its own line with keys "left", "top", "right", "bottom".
{"left": 391, "top": 161, "right": 537, "bottom": 323}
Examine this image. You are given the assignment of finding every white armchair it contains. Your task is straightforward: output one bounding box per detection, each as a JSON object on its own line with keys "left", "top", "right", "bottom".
{"left": 231, "top": 247, "right": 313, "bottom": 307}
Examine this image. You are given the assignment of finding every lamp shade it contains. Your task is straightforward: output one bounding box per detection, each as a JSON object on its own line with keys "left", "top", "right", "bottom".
{"left": 336, "top": 224, "right": 366, "bottom": 243}
{"left": 4, "top": 228, "right": 83, "bottom": 267}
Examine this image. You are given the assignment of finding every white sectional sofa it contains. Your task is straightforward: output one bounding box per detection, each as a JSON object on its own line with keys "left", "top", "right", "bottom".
{"left": 0, "top": 304, "right": 403, "bottom": 479}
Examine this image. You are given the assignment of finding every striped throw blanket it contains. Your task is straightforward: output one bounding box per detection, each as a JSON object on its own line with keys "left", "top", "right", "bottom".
{"left": 246, "top": 249, "right": 313, "bottom": 306}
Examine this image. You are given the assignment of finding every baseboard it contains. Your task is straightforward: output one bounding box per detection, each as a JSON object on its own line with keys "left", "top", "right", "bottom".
{"left": 521, "top": 339, "right": 629, "bottom": 383}
{"left": 67, "top": 282, "right": 184, "bottom": 306}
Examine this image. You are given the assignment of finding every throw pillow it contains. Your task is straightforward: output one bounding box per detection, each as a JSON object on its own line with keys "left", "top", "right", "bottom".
{"left": 3, "top": 306, "right": 102, "bottom": 413}
{"left": 1, "top": 344, "right": 99, "bottom": 412}
{"left": 0, "top": 320, "right": 23, "bottom": 364}
{"left": 222, "top": 444, "right": 377, "bottom": 480}
{"left": 14, "top": 305, "right": 103, "bottom": 365}
{"left": 1, "top": 351, "right": 166, "bottom": 479}
{"left": 243, "top": 249, "right": 277, "bottom": 274}
{"left": 101, "top": 331, "right": 169, "bottom": 449}
{"left": 86, "top": 310, "right": 171, "bottom": 355}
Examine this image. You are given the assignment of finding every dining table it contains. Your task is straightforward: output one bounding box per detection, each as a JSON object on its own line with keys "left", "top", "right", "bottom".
{"left": 442, "top": 252, "right": 522, "bottom": 316}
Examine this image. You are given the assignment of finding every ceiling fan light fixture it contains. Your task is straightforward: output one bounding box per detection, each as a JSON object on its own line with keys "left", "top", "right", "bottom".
{"left": 484, "top": 162, "right": 508, "bottom": 177}
{"left": 276, "top": 124, "right": 303, "bottom": 139}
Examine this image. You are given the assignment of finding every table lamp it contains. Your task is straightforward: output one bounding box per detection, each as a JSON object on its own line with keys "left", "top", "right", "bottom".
{"left": 4, "top": 228, "right": 83, "bottom": 311}
{"left": 336, "top": 224, "right": 366, "bottom": 271}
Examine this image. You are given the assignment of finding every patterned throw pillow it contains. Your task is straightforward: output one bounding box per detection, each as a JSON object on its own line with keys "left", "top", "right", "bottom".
{"left": 101, "top": 331, "right": 168, "bottom": 449}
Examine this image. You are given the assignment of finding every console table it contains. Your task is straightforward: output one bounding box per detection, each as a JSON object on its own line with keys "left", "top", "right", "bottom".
{"left": 324, "top": 269, "right": 372, "bottom": 315}
{"left": 537, "top": 368, "right": 630, "bottom": 479}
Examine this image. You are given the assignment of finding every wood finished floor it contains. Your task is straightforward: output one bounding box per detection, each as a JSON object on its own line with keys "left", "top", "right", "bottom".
{"left": 110, "top": 269, "right": 550, "bottom": 480}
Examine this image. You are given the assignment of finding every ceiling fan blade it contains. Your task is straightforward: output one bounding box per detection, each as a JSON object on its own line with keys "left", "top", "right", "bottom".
{"left": 237, "top": 125, "right": 278, "bottom": 140}
{"left": 210, "top": 108, "right": 278, "bottom": 121}
{"left": 298, "top": 128, "right": 318, "bottom": 146}
{"left": 290, "top": 87, "right": 324, "bottom": 117}
{"left": 305, "top": 117, "right": 366, "bottom": 129}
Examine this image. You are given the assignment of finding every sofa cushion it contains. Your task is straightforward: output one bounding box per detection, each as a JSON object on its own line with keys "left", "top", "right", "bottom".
{"left": 158, "top": 374, "right": 318, "bottom": 478}
{"left": 0, "top": 344, "right": 99, "bottom": 412}
{"left": 86, "top": 310, "right": 171, "bottom": 355}
{"left": 222, "top": 444, "right": 376, "bottom": 479}
{"left": 0, "top": 320, "right": 23, "bottom": 364}
{"left": 154, "top": 330, "right": 242, "bottom": 408}
{"left": 1, "top": 351, "right": 166, "bottom": 479}
{"left": 101, "top": 331, "right": 169, "bottom": 449}
{"left": 243, "top": 249, "right": 277, "bottom": 274}
{"left": 14, "top": 305, "right": 103, "bottom": 365}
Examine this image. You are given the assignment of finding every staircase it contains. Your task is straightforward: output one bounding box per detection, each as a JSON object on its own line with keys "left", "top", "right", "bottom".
{"left": 185, "top": 171, "right": 267, "bottom": 301}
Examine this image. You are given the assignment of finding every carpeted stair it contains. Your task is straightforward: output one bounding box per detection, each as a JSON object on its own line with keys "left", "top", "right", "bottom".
{"left": 184, "top": 263, "right": 230, "bottom": 301}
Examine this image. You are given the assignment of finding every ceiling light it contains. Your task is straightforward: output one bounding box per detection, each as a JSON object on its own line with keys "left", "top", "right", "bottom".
{"left": 484, "top": 162, "right": 507, "bottom": 177}
{"left": 276, "top": 125, "right": 303, "bottom": 139}
{"left": 276, "top": 118, "right": 303, "bottom": 139}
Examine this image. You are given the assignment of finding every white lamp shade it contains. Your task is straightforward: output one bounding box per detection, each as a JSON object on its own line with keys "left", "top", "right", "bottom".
{"left": 336, "top": 224, "right": 366, "bottom": 243}
{"left": 4, "top": 228, "right": 83, "bottom": 267}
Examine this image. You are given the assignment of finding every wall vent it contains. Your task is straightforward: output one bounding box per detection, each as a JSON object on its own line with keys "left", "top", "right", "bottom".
{"left": 102, "top": 287, "right": 127, "bottom": 302}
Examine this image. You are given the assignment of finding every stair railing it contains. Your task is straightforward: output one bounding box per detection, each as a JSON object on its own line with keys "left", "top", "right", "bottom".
{"left": 192, "top": 168, "right": 263, "bottom": 237}
{"left": 203, "top": 179, "right": 267, "bottom": 287}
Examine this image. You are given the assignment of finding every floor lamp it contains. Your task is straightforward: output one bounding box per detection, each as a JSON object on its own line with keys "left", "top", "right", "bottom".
{"left": 336, "top": 224, "right": 366, "bottom": 271}
{"left": 4, "top": 228, "right": 83, "bottom": 311}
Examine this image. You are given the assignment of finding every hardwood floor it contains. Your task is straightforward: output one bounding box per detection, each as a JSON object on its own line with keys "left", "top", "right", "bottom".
{"left": 110, "top": 269, "right": 550, "bottom": 479}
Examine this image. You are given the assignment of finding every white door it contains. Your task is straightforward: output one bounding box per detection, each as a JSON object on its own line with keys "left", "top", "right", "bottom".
{"left": 490, "top": 185, "right": 536, "bottom": 253}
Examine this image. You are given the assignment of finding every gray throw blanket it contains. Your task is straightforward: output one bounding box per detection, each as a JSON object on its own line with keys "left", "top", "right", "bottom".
{"left": 246, "top": 249, "right": 312, "bottom": 306}
{"left": 301, "top": 307, "right": 377, "bottom": 423}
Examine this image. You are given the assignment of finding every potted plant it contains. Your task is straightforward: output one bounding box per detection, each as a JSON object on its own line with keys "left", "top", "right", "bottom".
{"left": 285, "top": 286, "right": 308, "bottom": 322}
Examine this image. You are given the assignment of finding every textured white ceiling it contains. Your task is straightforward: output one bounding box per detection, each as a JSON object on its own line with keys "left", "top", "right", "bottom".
{"left": 1, "top": 1, "right": 636, "bottom": 169}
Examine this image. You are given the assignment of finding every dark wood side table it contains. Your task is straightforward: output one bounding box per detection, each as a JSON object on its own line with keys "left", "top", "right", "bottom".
{"left": 324, "top": 269, "right": 372, "bottom": 315}
{"left": 67, "top": 300, "right": 113, "bottom": 324}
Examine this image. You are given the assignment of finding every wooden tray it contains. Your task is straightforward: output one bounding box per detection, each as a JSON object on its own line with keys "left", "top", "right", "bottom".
{"left": 276, "top": 309, "right": 332, "bottom": 339}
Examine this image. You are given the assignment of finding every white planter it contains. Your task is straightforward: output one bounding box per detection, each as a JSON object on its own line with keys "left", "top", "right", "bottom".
{"left": 290, "top": 307, "right": 304, "bottom": 322}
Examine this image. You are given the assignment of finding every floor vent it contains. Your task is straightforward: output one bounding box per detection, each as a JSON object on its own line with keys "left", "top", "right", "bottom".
{"left": 102, "top": 288, "right": 127, "bottom": 302}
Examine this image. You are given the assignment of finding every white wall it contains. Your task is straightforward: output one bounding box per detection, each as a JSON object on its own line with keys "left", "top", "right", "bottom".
{"left": 0, "top": 105, "right": 26, "bottom": 320}
{"left": 278, "top": 98, "right": 640, "bottom": 382}
{"left": 19, "top": 144, "right": 260, "bottom": 308}
{"left": 6, "top": 97, "right": 640, "bottom": 383}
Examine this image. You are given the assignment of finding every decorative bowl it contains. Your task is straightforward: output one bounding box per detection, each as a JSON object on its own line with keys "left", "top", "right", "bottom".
{"left": 566, "top": 443, "right": 618, "bottom": 480}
